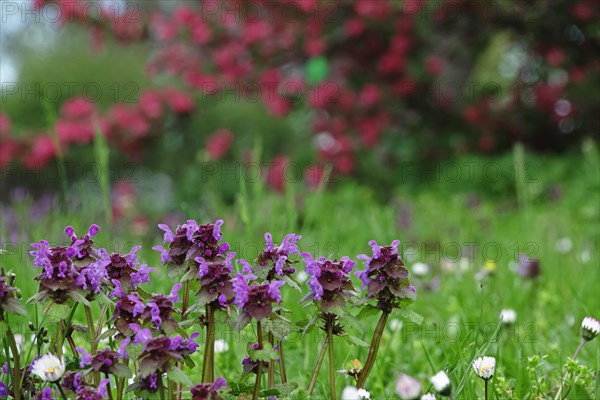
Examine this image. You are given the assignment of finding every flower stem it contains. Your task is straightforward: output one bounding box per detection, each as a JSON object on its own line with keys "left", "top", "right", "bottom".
{"left": 55, "top": 382, "right": 68, "bottom": 400}
{"left": 307, "top": 333, "right": 329, "bottom": 394}
{"left": 327, "top": 321, "right": 336, "bottom": 400}
{"left": 356, "top": 310, "right": 389, "bottom": 388}
{"left": 158, "top": 374, "right": 166, "bottom": 400}
{"left": 116, "top": 377, "right": 125, "bottom": 400}
{"left": 176, "top": 280, "right": 191, "bottom": 400}
{"left": 202, "top": 305, "right": 216, "bottom": 382}
{"left": 5, "top": 324, "right": 22, "bottom": 400}
{"left": 484, "top": 380, "right": 489, "bottom": 400}
{"left": 553, "top": 338, "right": 588, "bottom": 400}
{"left": 105, "top": 373, "right": 114, "bottom": 400}
{"left": 268, "top": 332, "right": 275, "bottom": 388}
{"left": 84, "top": 305, "right": 99, "bottom": 385}
{"left": 252, "top": 321, "right": 264, "bottom": 400}
{"left": 278, "top": 339, "right": 287, "bottom": 384}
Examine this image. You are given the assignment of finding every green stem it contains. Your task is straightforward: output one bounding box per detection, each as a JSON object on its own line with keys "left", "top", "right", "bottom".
{"left": 6, "top": 324, "right": 22, "bottom": 400}
{"left": 176, "top": 280, "right": 191, "bottom": 400}
{"left": 327, "top": 322, "right": 336, "bottom": 400}
{"left": 572, "top": 338, "right": 586, "bottom": 360}
{"left": 55, "top": 382, "right": 68, "bottom": 400}
{"left": 84, "top": 305, "right": 99, "bottom": 385}
{"left": 116, "top": 377, "right": 125, "bottom": 400}
{"left": 307, "top": 334, "right": 329, "bottom": 394}
{"left": 553, "top": 338, "right": 587, "bottom": 400}
{"left": 268, "top": 332, "right": 275, "bottom": 388}
{"left": 484, "top": 380, "right": 489, "bottom": 400}
{"left": 202, "top": 305, "right": 216, "bottom": 382}
{"left": 252, "top": 322, "right": 264, "bottom": 400}
{"left": 277, "top": 339, "right": 287, "bottom": 384}
{"left": 158, "top": 374, "right": 166, "bottom": 400}
{"left": 356, "top": 310, "right": 389, "bottom": 388}
{"left": 105, "top": 373, "right": 114, "bottom": 400}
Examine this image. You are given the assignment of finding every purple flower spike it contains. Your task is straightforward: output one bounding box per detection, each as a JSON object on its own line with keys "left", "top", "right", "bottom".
{"left": 238, "top": 259, "right": 254, "bottom": 274}
{"left": 357, "top": 240, "right": 413, "bottom": 310}
{"left": 65, "top": 226, "right": 75, "bottom": 239}
{"left": 233, "top": 274, "right": 280, "bottom": 323}
{"left": 302, "top": 253, "right": 355, "bottom": 313}
{"left": 268, "top": 281, "right": 285, "bottom": 303}
{"left": 118, "top": 338, "right": 131, "bottom": 359}
{"left": 264, "top": 233, "right": 274, "bottom": 251}
{"left": 169, "top": 283, "right": 183, "bottom": 303}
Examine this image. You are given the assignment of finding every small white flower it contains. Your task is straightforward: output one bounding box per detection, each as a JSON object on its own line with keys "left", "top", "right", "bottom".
{"left": 214, "top": 339, "right": 229, "bottom": 353}
{"left": 341, "top": 386, "right": 370, "bottom": 400}
{"left": 581, "top": 316, "right": 600, "bottom": 341}
{"left": 412, "top": 262, "right": 430, "bottom": 277}
{"left": 500, "top": 309, "right": 517, "bottom": 325}
{"left": 472, "top": 356, "right": 496, "bottom": 380}
{"left": 430, "top": 370, "right": 451, "bottom": 396}
{"left": 396, "top": 374, "right": 422, "bottom": 400}
{"left": 31, "top": 354, "right": 65, "bottom": 382}
{"left": 421, "top": 394, "right": 436, "bottom": 400}
{"left": 296, "top": 270, "right": 309, "bottom": 283}
{"left": 389, "top": 319, "right": 403, "bottom": 332}
{"left": 555, "top": 237, "right": 572, "bottom": 253}
{"left": 458, "top": 258, "right": 471, "bottom": 272}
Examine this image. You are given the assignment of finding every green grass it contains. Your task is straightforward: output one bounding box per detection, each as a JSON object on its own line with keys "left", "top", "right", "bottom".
{"left": 1, "top": 145, "right": 599, "bottom": 399}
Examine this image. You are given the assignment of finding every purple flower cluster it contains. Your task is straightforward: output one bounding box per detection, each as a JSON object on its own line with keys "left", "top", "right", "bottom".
{"left": 242, "top": 233, "right": 301, "bottom": 280}
{"left": 356, "top": 240, "right": 415, "bottom": 310}
{"left": 190, "top": 377, "right": 228, "bottom": 400}
{"left": 153, "top": 219, "right": 229, "bottom": 266}
{"left": 195, "top": 252, "right": 236, "bottom": 308}
{"left": 137, "top": 334, "right": 199, "bottom": 379}
{"left": 0, "top": 271, "right": 24, "bottom": 316}
{"left": 110, "top": 282, "right": 182, "bottom": 335}
{"left": 233, "top": 273, "right": 284, "bottom": 325}
{"left": 30, "top": 225, "right": 109, "bottom": 304}
{"left": 100, "top": 246, "right": 154, "bottom": 292}
{"left": 302, "top": 253, "right": 356, "bottom": 313}
{"left": 76, "top": 347, "right": 129, "bottom": 376}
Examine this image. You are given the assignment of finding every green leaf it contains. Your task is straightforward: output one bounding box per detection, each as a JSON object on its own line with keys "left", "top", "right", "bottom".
{"left": 342, "top": 334, "right": 369, "bottom": 348}
{"left": 112, "top": 364, "right": 132, "bottom": 379}
{"left": 98, "top": 329, "right": 117, "bottom": 341}
{"left": 262, "top": 319, "right": 292, "bottom": 341}
{"left": 47, "top": 303, "right": 73, "bottom": 322}
{"left": 96, "top": 292, "right": 114, "bottom": 307}
{"left": 305, "top": 56, "right": 329, "bottom": 84}
{"left": 68, "top": 291, "right": 91, "bottom": 307}
{"left": 287, "top": 387, "right": 310, "bottom": 400}
{"left": 248, "top": 342, "right": 279, "bottom": 362}
{"left": 393, "top": 308, "right": 423, "bottom": 325}
{"left": 167, "top": 367, "right": 192, "bottom": 386}
{"left": 300, "top": 314, "right": 320, "bottom": 336}
{"left": 181, "top": 267, "right": 198, "bottom": 282}
{"left": 283, "top": 275, "right": 301, "bottom": 292}
{"left": 356, "top": 305, "right": 380, "bottom": 320}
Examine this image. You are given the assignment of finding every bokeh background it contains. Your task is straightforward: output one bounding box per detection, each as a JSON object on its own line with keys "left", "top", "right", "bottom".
{"left": 1, "top": 0, "right": 599, "bottom": 398}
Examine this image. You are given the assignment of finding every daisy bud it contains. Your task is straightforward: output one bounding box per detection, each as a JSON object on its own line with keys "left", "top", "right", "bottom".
{"left": 396, "top": 374, "right": 422, "bottom": 400}
{"left": 430, "top": 370, "right": 451, "bottom": 396}
{"left": 581, "top": 316, "right": 600, "bottom": 342}
{"left": 421, "top": 394, "right": 436, "bottom": 400}
{"left": 31, "top": 354, "right": 65, "bottom": 382}
{"left": 500, "top": 309, "right": 517, "bottom": 325}
{"left": 411, "top": 262, "right": 429, "bottom": 277}
{"left": 341, "top": 386, "right": 370, "bottom": 400}
{"left": 472, "top": 356, "right": 496, "bottom": 380}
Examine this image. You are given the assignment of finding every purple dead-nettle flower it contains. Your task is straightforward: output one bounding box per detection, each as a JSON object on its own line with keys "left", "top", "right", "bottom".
{"left": 139, "top": 373, "right": 159, "bottom": 393}
{"left": 130, "top": 324, "right": 153, "bottom": 345}
{"left": 61, "top": 371, "right": 83, "bottom": 392}
{"left": 74, "top": 379, "right": 109, "bottom": 400}
{"left": 152, "top": 219, "right": 229, "bottom": 267}
{"left": 233, "top": 273, "right": 284, "bottom": 326}
{"left": 195, "top": 252, "right": 236, "bottom": 308}
{"left": 0, "top": 271, "right": 26, "bottom": 316}
{"left": 77, "top": 347, "right": 128, "bottom": 376}
{"left": 191, "top": 377, "right": 228, "bottom": 400}
{"left": 253, "top": 233, "right": 302, "bottom": 280}
{"left": 30, "top": 227, "right": 109, "bottom": 304}
{"left": 65, "top": 224, "right": 100, "bottom": 263}
{"left": 356, "top": 240, "right": 415, "bottom": 311}
{"left": 302, "top": 253, "right": 356, "bottom": 313}
{"left": 35, "top": 387, "right": 53, "bottom": 400}
{"left": 140, "top": 284, "right": 182, "bottom": 334}
{"left": 109, "top": 281, "right": 145, "bottom": 337}
{"left": 516, "top": 253, "right": 540, "bottom": 279}
{"left": 137, "top": 335, "right": 198, "bottom": 378}
{"left": 101, "top": 246, "right": 155, "bottom": 292}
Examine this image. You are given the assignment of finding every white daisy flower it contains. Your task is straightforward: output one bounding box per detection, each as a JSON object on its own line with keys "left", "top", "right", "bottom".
{"left": 581, "top": 316, "right": 600, "bottom": 341}
{"left": 214, "top": 339, "right": 229, "bottom": 353}
{"left": 472, "top": 356, "right": 495, "bottom": 380}
{"left": 31, "top": 354, "right": 65, "bottom": 382}
{"left": 421, "top": 394, "right": 436, "bottom": 400}
{"left": 341, "top": 386, "right": 370, "bottom": 400}
{"left": 555, "top": 237, "right": 572, "bottom": 253}
{"left": 396, "top": 374, "right": 422, "bottom": 400}
{"left": 430, "top": 370, "right": 451, "bottom": 396}
{"left": 412, "top": 262, "right": 430, "bottom": 277}
{"left": 500, "top": 309, "right": 517, "bottom": 325}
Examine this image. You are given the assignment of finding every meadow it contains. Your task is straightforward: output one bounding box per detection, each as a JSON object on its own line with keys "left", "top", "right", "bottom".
{"left": 1, "top": 144, "right": 598, "bottom": 399}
